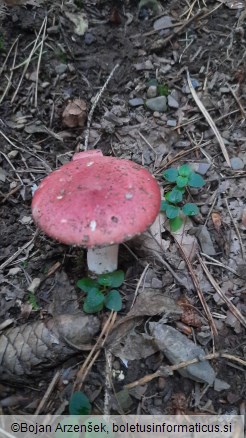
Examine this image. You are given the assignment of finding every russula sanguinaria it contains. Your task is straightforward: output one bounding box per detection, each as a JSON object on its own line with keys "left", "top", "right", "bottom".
{"left": 32, "top": 150, "right": 161, "bottom": 275}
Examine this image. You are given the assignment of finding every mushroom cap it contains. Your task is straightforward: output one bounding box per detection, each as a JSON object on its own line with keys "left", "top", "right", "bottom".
{"left": 32, "top": 152, "right": 161, "bottom": 248}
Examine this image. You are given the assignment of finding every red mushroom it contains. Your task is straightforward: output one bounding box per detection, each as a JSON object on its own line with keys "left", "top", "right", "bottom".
{"left": 32, "top": 151, "right": 161, "bottom": 275}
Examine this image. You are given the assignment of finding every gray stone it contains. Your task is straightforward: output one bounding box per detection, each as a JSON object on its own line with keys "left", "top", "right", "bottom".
{"left": 55, "top": 64, "right": 67, "bottom": 75}
{"left": 0, "top": 168, "right": 6, "bottom": 182}
{"left": 151, "top": 278, "right": 163, "bottom": 288}
{"left": 128, "top": 98, "right": 144, "bottom": 107}
{"left": 147, "top": 85, "right": 157, "bottom": 98}
{"left": 168, "top": 95, "right": 179, "bottom": 109}
{"left": 153, "top": 15, "right": 172, "bottom": 31}
{"left": 198, "top": 162, "right": 211, "bottom": 175}
{"left": 196, "top": 225, "right": 216, "bottom": 256}
{"left": 230, "top": 157, "right": 244, "bottom": 170}
{"left": 149, "top": 323, "right": 216, "bottom": 385}
{"left": 145, "top": 96, "right": 167, "bottom": 112}
{"left": 214, "top": 378, "right": 230, "bottom": 392}
{"left": 167, "top": 119, "right": 177, "bottom": 127}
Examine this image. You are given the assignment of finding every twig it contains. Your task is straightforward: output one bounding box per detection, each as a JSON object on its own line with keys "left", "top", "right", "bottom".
{"left": 125, "top": 352, "right": 246, "bottom": 389}
{"left": 150, "top": 8, "right": 206, "bottom": 52}
{"left": 11, "top": 18, "right": 47, "bottom": 103}
{"left": 82, "top": 63, "right": 120, "bottom": 151}
{"left": 0, "top": 151, "right": 23, "bottom": 186}
{"left": 35, "top": 371, "right": 60, "bottom": 415}
{"left": 186, "top": 69, "right": 231, "bottom": 167}
{"left": 226, "top": 82, "right": 246, "bottom": 121}
{"left": 104, "top": 349, "right": 112, "bottom": 415}
{"left": 35, "top": 16, "right": 47, "bottom": 108}
{"left": 175, "top": 238, "right": 218, "bottom": 337}
{"left": 73, "top": 311, "right": 117, "bottom": 391}
{"left": 198, "top": 254, "right": 246, "bottom": 329}
{"left": 130, "top": 263, "right": 149, "bottom": 309}
{"left": 224, "top": 197, "right": 245, "bottom": 259}
{"left": 0, "top": 232, "right": 38, "bottom": 271}
{"left": 0, "top": 38, "right": 19, "bottom": 103}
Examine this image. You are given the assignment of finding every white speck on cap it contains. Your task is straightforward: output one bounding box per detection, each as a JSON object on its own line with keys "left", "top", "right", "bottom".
{"left": 86, "top": 161, "right": 94, "bottom": 167}
{"left": 60, "top": 219, "right": 68, "bottom": 223}
{"left": 90, "top": 220, "right": 97, "bottom": 231}
{"left": 57, "top": 195, "right": 63, "bottom": 200}
{"left": 125, "top": 193, "right": 133, "bottom": 199}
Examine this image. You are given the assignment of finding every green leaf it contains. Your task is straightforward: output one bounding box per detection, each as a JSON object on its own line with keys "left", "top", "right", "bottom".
{"left": 188, "top": 172, "right": 205, "bottom": 188}
{"left": 160, "top": 200, "right": 169, "bottom": 212}
{"left": 83, "top": 289, "right": 105, "bottom": 313}
{"left": 178, "top": 164, "right": 192, "bottom": 177}
{"left": 169, "top": 216, "right": 183, "bottom": 232}
{"left": 176, "top": 175, "right": 188, "bottom": 188}
{"left": 182, "top": 203, "right": 199, "bottom": 216}
{"left": 69, "top": 391, "right": 91, "bottom": 415}
{"left": 166, "top": 205, "right": 179, "bottom": 219}
{"left": 97, "top": 270, "right": 124, "bottom": 288}
{"left": 165, "top": 187, "right": 184, "bottom": 204}
{"left": 104, "top": 290, "right": 122, "bottom": 312}
{"left": 162, "top": 168, "right": 178, "bottom": 182}
{"left": 76, "top": 277, "right": 98, "bottom": 293}
{"left": 28, "top": 292, "right": 39, "bottom": 310}
{"left": 157, "top": 83, "right": 169, "bottom": 96}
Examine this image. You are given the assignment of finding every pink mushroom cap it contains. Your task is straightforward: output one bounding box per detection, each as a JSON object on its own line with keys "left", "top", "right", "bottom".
{"left": 32, "top": 152, "right": 161, "bottom": 248}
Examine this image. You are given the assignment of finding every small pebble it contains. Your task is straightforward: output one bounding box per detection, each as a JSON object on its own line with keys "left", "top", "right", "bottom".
{"left": 55, "top": 64, "right": 67, "bottom": 75}
{"left": 198, "top": 162, "right": 211, "bottom": 175}
{"left": 145, "top": 96, "right": 167, "bottom": 112}
{"left": 151, "top": 278, "right": 163, "bottom": 288}
{"left": 8, "top": 150, "right": 18, "bottom": 159}
{"left": 168, "top": 95, "right": 179, "bottom": 109}
{"left": 153, "top": 15, "right": 172, "bottom": 31}
{"left": 147, "top": 85, "right": 157, "bottom": 98}
{"left": 167, "top": 119, "right": 177, "bottom": 127}
{"left": 84, "top": 32, "right": 95, "bottom": 45}
{"left": 230, "top": 157, "right": 244, "bottom": 170}
{"left": 128, "top": 98, "right": 144, "bottom": 107}
{"left": 214, "top": 378, "right": 230, "bottom": 392}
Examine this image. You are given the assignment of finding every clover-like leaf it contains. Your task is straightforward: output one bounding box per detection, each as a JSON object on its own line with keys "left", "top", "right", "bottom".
{"left": 83, "top": 289, "right": 105, "bottom": 313}
{"left": 176, "top": 175, "right": 188, "bottom": 188}
{"left": 188, "top": 172, "right": 205, "bottom": 188}
{"left": 166, "top": 204, "right": 179, "bottom": 219}
{"left": 160, "top": 200, "right": 169, "bottom": 212}
{"left": 69, "top": 391, "right": 91, "bottom": 415}
{"left": 162, "top": 168, "right": 178, "bottom": 182}
{"left": 165, "top": 187, "right": 184, "bottom": 204}
{"left": 104, "top": 290, "right": 122, "bottom": 312}
{"left": 178, "top": 164, "right": 192, "bottom": 177}
{"left": 76, "top": 277, "right": 98, "bottom": 293}
{"left": 182, "top": 203, "right": 199, "bottom": 216}
{"left": 169, "top": 216, "right": 183, "bottom": 232}
{"left": 97, "top": 270, "right": 124, "bottom": 288}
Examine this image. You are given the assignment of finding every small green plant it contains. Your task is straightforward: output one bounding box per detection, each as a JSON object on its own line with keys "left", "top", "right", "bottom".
{"left": 77, "top": 270, "right": 124, "bottom": 314}
{"left": 28, "top": 292, "right": 39, "bottom": 310}
{"left": 161, "top": 164, "right": 205, "bottom": 232}
{"left": 69, "top": 391, "right": 91, "bottom": 415}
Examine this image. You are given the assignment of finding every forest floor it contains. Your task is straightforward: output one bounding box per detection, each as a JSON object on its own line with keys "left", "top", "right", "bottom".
{"left": 0, "top": 0, "right": 245, "bottom": 418}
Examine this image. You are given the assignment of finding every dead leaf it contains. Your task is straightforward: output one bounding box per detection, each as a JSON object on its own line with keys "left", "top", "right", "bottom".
{"left": 65, "top": 11, "right": 88, "bottom": 36}
{"left": 217, "top": 0, "right": 244, "bottom": 9}
{"left": 62, "top": 99, "right": 87, "bottom": 128}
{"left": 128, "top": 289, "right": 182, "bottom": 318}
{"left": 110, "top": 330, "right": 158, "bottom": 361}
{"left": 171, "top": 216, "right": 198, "bottom": 260}
{"left": 212, "top": 211, "right": 222, "bottom": 233}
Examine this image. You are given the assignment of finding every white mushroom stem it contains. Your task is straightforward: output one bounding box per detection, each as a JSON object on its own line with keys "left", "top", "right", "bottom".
{"left": 87, "top": 244, "right": 119, "bottom": 275}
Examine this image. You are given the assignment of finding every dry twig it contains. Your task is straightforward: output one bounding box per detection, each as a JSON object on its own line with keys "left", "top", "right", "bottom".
{"left": 198, "top": 254, "right": 246, "bottom": 329}
{"left": 186, "top": 69, "right": 231, "bottom": 167}
{"left": 125, "top": 352, "right": 246, "bottom": 389}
